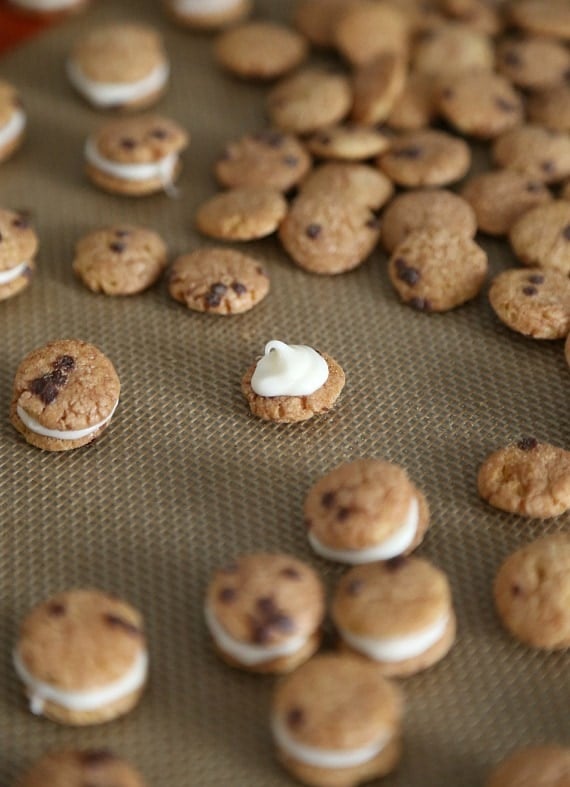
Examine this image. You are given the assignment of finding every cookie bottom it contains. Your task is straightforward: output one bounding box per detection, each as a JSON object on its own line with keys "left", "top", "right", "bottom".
{"left": 21, "top": 684, "right": 145, "bottom": 726}
{"left": 0, "top": 260, "right": 34, "bottom": 301}
{"left": 165, "top": 0, "right": 252, "bottom": 30}
{"left": 10, "top": 402, "right": 112, "bottom": 452}
{"left": 85, "top": 161, "right": 182, "bottom": 197}
{"left": 213, "top": 630, "right": 322, "bottom": 674}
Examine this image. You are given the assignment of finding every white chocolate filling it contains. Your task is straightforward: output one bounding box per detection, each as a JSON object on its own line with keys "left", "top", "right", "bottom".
{"left": 205, "top": 604, "right": 309, "bottom": 666}
{"left": 0, "top": 261, "right": 29, "bottom": 285}
{"left": 308, "top": 497, "right": 419, "bottom": 564}
{"left": 171, "top": 0, "right": 243, "bottom": 15}
{"left": 10, "top": 0, "right": 79, "bottom": 9}
{"left": 13, "top": 649, "right": 148, "bottom": 715}
{"left": 85, "top": 137, "right": 178, "bottom": 189}
{"left": 339, "top": 613, "right": 450, "bottom": 663}
{"left": 251, "top": 340, "right": 329, "bottom": 398}
{"left": 272, "top": 717, "right": 391, "bottom": 770}
{"left": 67, "top": 61, "right": 170, "bottom": 109}
{"left": 0, "top": 109, "right": 26, "bottom": 151}
{"left": 17, "top": 398, "right": 118, "bottom": 441}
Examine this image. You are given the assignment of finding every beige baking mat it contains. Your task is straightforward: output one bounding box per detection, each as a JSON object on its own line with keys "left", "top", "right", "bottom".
{"left": 0, "top": 1, "right": 568, "bottom": 784}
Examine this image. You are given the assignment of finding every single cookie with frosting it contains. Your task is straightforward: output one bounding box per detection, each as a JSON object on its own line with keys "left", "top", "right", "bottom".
{"left": 241, "top": 340, "right": 345, "bottom": 423}
{"left": 0, "top": 80, "right": 26, "bottom": 164}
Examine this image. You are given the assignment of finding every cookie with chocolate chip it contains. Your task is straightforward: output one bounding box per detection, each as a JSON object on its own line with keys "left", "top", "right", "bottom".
{"left": 214, "top": 21, "right": 308, "bottom": 80}
{"left": 508, "top": 0, "right": 570, "bottom": 40}
{"left": 306, "top": 124, "right": 391, "bottom": 162}
{"left": 493, "top": 125, "right": 570, "bottom": 185}
{"left": 293, "top": 0, "right": 355, "bottom": 48}
{"left": 412, "top": 22, "right": 494, "bottom": 78}
{"left": 15, "top": 749, "right": 147, "bottom": 787}
{"left": 267, "top": 68, "right": 352, "bottom": 134}
{"left": 509, "top": 201, "right": 570, "bottom": 275}
{"left": 333, "top": 0, "right": 409, "bottom": 67}
{"left": 0, "top": 79, "right": 26, "bottom": 164}
{"left": 378, "top": 129, "right": 471, "bottom": 188}
{"left": 300, "top": 162, "right": 393, "bottom": 211}
{"left": 486, "top": 745, "right": 570, "bottom": 787}
{"left": 527, "top": 84, "right": 570, "bottom": 133}
{"left": 168, "top": 247, "right": 269, "bottom": 314}
{"left": 0, "top": 208, "right": 38, "bottom": 300}
{"left": 195, "top": 187, "right": 287, "bottom": 241}
{"left": 497, "top": 36, "right": 570, "bottom": 92}
{"left": 351, "top": 52, "right": 407, "bottom": 126}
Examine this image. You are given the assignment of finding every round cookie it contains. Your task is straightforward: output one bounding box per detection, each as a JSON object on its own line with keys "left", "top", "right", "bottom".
{"left": 494, "top": 534, "right": 570, "bottom": 649}
{"left": 242, "top": 340, "right": 345, "bottom": 423}
{"left": 527, "top": 84, "right": 570, "bottom": 133}
{"left": 388, "top": 228, "right": 488, "bottom": 312}
{"left": 488, "top": 268, "right": 570, "bottom": 339}
{"left": 164, "top": 0, "right": 252, "bottom": 30}
{"left": 497, "top": 36, "right": 570, "bottom": 91}
{"left": 204, "top": 553, "right": 325, "bottom": 673}
{"left": 386, "top": 71, "right": 438, "bottom": 131}
{"left": 168, "top": 247, "right": 270, "bottom": 314}
{"left": 351, "top": 52, "right": 407, "bottom": 126}
{"left": 304, "top": 459, "right": 429, "bottom": 564}
{"left": 381, "top": 188, "right": 476, "bottom": 253}
{"left": 378, "top": 129, "right": 471, "bottom": 188}
{"left": 214, "top": 21, "right": 308, "bottom": 80}
{"left": 267, "top": 68, "right": 352, "bottom": 135}
{"left": 478, "top": 438, "right": 570, "bottom": 518}
{"left": 412, "top": 22, "right": 494, "bottom": 78}
{"left": 271, "top": 653, "right": 404, "bottom": 787}
{"left": 508, "top": 0, "right": 570, "bottom": 40}
{"left": 15, "top": 749, "right": 147, "bottom": 787}
{"left": 492, "top": 125, "right": 570, "bottom": 185}
{"left": 333, "top": 1, "right": 409, "bottom": 67}
{"left": 73, "top": 225, "right": 168, "bottom": 295}
{"left": 486, "top": 745, "right": 570, "bottom": 787}
{"left": 279, "top": 192, "right": 380, "bottom": 275}
{"left": 0, "top": 79, "right": 26, "bottom": 164}
{"left": 306, "top": 124, "right": 391, "bottom": 161}
{"left": 195, "top": 187, "right": 287, "bottom": 241}
{"left": 85, "top": 115, "right": 189, "bottom": 197}
{"left": 0, "top": 208, "right": 38, "bottom": 300}
{"left": 293, "top": 0, "right": 357, "bottom": 48}
{"left": 14, "top": 588, "right": 148, "bottom": 724}
{"left": 509, "top": 201, "right": 570, "bottom": 275}
{"left": 332, "top": 557, "right": 456, "bottom": 676}
{"left": 461, "top": 170, "right": 552, "bottom": 237}
{"left": 7, "top": 0, "right": 88, "bottom": 15}
{"left": 10, "top": 339, "right": 120, "bottom": 452}
{"left": 300, "top": 162, "right": 393, "bottom": 211}
{"left": 215, "top": 129, "right": 311, "bottom": 192}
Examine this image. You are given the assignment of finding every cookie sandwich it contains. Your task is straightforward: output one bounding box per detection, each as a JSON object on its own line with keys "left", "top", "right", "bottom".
{"left": 0, "top": 208, "right": 38, "bottom": 300}
{"left": 15, "top": 749, "right": 148, "bottom": 787}
{"left": 0, "top": 80, "right": 26, "bottom": 164}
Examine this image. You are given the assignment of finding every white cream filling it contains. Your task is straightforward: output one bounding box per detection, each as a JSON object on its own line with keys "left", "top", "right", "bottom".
{"left": 205, "top": 604, "right": 308, "bottom": 666}
{"left": 17, "top": 398, "right": 118, "bottom": 441}
{"left": 67, "top": 61, "right": 169, "bottom": 109}
{"left": 172, "top": 0, "right": 243, "bottom": 15}
{"left": 11, "top": 0, "right": 79, "bottom": 9}
{"left": 0, "top": 261, "right": 29, "bottom": 285}
{"left": 85, "top": 137, "right": 178, "bottom": 189}
{"left": 272, "top": 717, "right": 391, "bottom": 770}
{"left": 308, "top": 497, "right": 419, "bottom": 564}
{"left": 251, "top": 340, "right": 329, "bottom": 398}
{"left": 0, "top": 109, "right": 26, "bottom": 150}
{"left": 340, "top": 613, "right": 450, "bottom": 663}
{"left": 13, "top": 649, "right": 148, "bottom": 715}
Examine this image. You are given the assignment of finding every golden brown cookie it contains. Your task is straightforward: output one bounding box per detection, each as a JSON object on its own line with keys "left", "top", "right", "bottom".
{"left": 351, "top": 52, "right": 407, "bottom": 126}
{"left": 527, "top": 84, "right": 570, "bottom": 133}
{"left": 497, "top": 36, "right": 570, "bottom": 91}
{"left": 306, "top": 124, "right": 391, "bottom": 161}
{"left": 267, "top": 68, "right": 352, "bottom": 134}
{"left": 486, "top": 745, "right": 570, "bottom": 787}
{"left": 494, "top": 534, "right": 570, "bottom": 649}
{"left": 492, "top": 125, "right": 570, "bottom": 185}
{"left": 378, "top": 129, "right": 471, "bottom": 188}
{"left": 509, "top": 201, "right": 570, "bottom": 275}
{"left": 386, "top": 71, "right": 438, "bottom": 131}
{"left": 333, "top": 0, "right": 409, "bottom": 67}
{"left": 0, "top": 79, "right": 26, "bottom": 164}
{"left": 15, "top": 750, "right": 147, "bottom": 787}
{"left": 478, "top": 438, "right": 570, "bottom": 518}
{"left": 214, "top": 21, "right": 308, "bottom": 80}
{"left": 195, "top": 187, "right": 287, "bottom": 241}
{"left": 293, "top": 0, "right": 356, "bottom": 48}
{"left": 72, "top": 225, "right": 167, "bottom": 295}
{"left": 412, "top": 21, "right": 494, "bottom": 77}
{"left": 0, "top": 208, "right": 38, "bottom": 300}
{"left": 508, "top": 0, "right": 570, "bottom": 40}
{"left": 163, "top": 0, "right": 252, "bottom": 31}
{"left": 300, "top": 162, "right": 393, "bottom": 211}
{"left": 168, "top": 247, "right": 269, "bottom": 314}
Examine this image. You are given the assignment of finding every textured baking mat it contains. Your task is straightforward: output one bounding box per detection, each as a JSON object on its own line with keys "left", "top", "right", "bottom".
{"left": 0, "top": 1, "right": 568, "bottom": 785}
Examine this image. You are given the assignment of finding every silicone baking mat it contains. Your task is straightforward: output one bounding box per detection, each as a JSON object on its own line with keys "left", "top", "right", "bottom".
{"left": 0, "top": 1, "right": 568, "bottom": 784}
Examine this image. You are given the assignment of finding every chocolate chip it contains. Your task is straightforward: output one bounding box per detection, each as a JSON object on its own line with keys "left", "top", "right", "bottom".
{"left": 29, "top": 355, "right": 75, "bottom": 405}
{"left": 395, "top": 257, "right": 421, "bottom": 286}
{"left": 366, "top": 216, "right": 380, "bottom": 230}
{"left": 254, "top": 130, "right": 284, "bottom": 148}
{"left": 251, "top": 595, "right": 294, "bottom": 643}
{"left": 321, "top": 491, "right": 336, "bottom": 508}
{"left": 441, "top": 88, "right": 454, "bottom": 101}
{"left": 562, "top": 224, "right": 570, "bottom": 240}
{"left": 287, "top": 707, "right": 305, "bottom": 728}
{"left": 12, "top": 214, "right": 30, "bottom": 229}
{"left": 281, "top": 566, "right": 301, "bottom": 579}
{"left": 257, "top": 596, "right": 276, "bottom": 613}
{"left": 283, "top": 155, "right": 299, "bottom": 167}
{"left": 511, "top": 584, "right": 522, "bottom": 596}
{"left": 205, "top": 282, "right": 228, "bottom": 308}
{"left": 231, "top": 281, "right": 247, "bottom": 295}
{"left": 54, "top": 355, "right": 75, "bottom": 373}
{"left": 318, "top": 134, "right": 331, "bottom": 144}
{"left": 502, "top": 50, "right": 522, "bottom": 67}
{"left": 219, "top": 587, "right": 237, "bottom": 603}
{"left": 385, "top": 555, "right": 407, "bottom": 571}
{"left": 273, "top": 613, "right": 295, "bottom": 632}
{"left": 337, "top": 507, "right": 350, "bottom": 522}
{"left": 151, "top": 128, "right": 169, "bottom": 139}
{"left": 528, "top": 274, "right": 544, "bottom": 284}
{"left": 104, "top": 614, "right": 141, "bottom": 636}
{"left": 495, "top": 97, "right": 518, "bottom": 112}
{"left": 109, "top": 242, "right": 126, "bottom": 253}
{"left": 393, "top": 145, "right": 422, "bottom": 159}
{"left": 525, "top": 181, "right": 542, "bottom": 193}
{"left": 306, "top": 223, "right": 322, "bottom": 239}
{"left": 522, "top": 286, "right": 537, "bottom": 296}
{"left": 409, "top": 296, "right": 432, "bottom": 311}
{"left": 518, "top": 436, "right": 538, "bottom": 451}
{"left": 347, "top": 578, "right": 364, "bottom": 596}
{"left": 47, "top": 602, "right": 66, "bottom": 616}
{"left": 120, "top": 137, "right": 137, "bottom": 149}
{"left": 80, "top": 750, "right": 116, "bottom": 766}
{"left": 541, "top": 159, "right": 555, "bottom": 174}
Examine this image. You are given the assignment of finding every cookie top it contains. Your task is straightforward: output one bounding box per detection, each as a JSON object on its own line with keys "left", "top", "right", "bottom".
{"left": 214, "top": 21, "right": 308, "bottom": 80}
{"left": 0, "top": 208, "right": 38, "bottom": 272}
{"left": 388, "top": 228, "right": 488, "bottom": 312}
{"left": 168, "top": 247, "right": 269, "bottom": 314}
{"left": 492, "top": 124, "right": 570, "bottom": 184}
{"left": 300, "top": 162, "right": 393, "bottom": 211}
{"left": 478, "top": 438, "right": 570, "bottom": 518}
{"left": 333, "top": 1, "right": 409, "bottom": 67}
{"left": 488, "top": 268, "right": 570, "bottom": 339}
{"left": 72, "top": 225, "right": 167, "bottom": 295}
{"left": 381, "top": 188, "right": 476, "bottom": 253}
{"left": 494, "top": 534, "right": 570, "bottom": 649}
{"left": 386, "top": 71, "right": 437, "bottom": 131}
{"left": 15, "top": 589, "right": 146, "bottom": 691}
{"left": 412, "top": 22, "right": 494, "bottom": 77}
{"left": 351, "top": 52, "right": 407, "bottom": 126}
{"left": 89, "top": 115, "right": 188, "bottom": 165}
{"left": 378, "top": 129, "right": 471, "bottom": 188}
{"left": 267, "top": 68, "right": 352, "bottom": 134}
{"left": 509, "top": 201, "right": 570, "bottom": 275}
{"left": 306, "top": 124, "right": 391, "bottom": 161}
{"left": 195, "top": 187, "right": 287, "bottom": 241}
{"left": 527, "top": 84, "right": 570, "bottom": 133}
{"left": 509, "top": 0, "right": 570, "bottom": 39}
{"left": 0, "top": 78, "right": 23, "bottom": 130}
{"left": 461, "top": 170, "right": 552, "bottom": 237}
{"left": 486, "top": 745, "right": 570, "bottom": 787}
{"left": 497, "top": 36, "right": 570, "bottom": 91}
{"left": 15, "top": 750, "right": 147, "bottom": 787}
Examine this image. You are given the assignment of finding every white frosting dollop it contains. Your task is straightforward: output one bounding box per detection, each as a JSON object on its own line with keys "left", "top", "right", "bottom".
{"left": 172, "top": 0, "right": 243, "bottom": 14}
{"left": 340, "top": 613, "right": 450, "bottom": 663}
{"left": 0, "top": 109, "right": 26, "bottom": 151}
{"left": 85, "top": 137, "right": 179, "bottom": 190}
{"left": 0, "top": 261, "right": 29, "bottom": 285}
{"left": 67, "top": 61, "right": 170, "bottom": 109}
{"left": 10, "top": 0, "right": 79, "bottom": 8}
{"left": 251, "top": 340, "right": 329, "bottom": 398}
{"left": 13, "top": 648, "right": 148, "bottom": 714}
{"left": 308, "top": 496, "right": 419, "bottom": 564}
{"left": 17, "top": 399, "right": 118, "bottom": 441}
{"left": 271, "top": 717, "right": 391, "bottom": 770}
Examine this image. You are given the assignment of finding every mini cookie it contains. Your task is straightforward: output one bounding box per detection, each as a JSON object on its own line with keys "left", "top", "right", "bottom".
{"left": 378, "top": 129, "right": 471, "bottom": 188}
{"left": 333, "top": 1, "right": 409, "bottom": 67}
{"left": 527, "top": 84, "right": 570, "bottom": 133}
{"left": 0, "top": 209, "right": 38, "bottom": 300}
{"left": 72, "top": 225, "right": 167, "bottom": 295}
{"left": 509, "top": 201, "right": 570, "bottom": 275}
{"left": 279, "top": 192, "right": 380, "bottom": 274}
{"left": 388, "top": 228, "right": 488, "bottom": 312}
{"left": 497, "top": 36, "right": 570, "bottom": 91}
{"left": 8, "top": 0, "right": 88, "bottom": 15}
{"left": 205, "top": 553, "right": 325, "bottom": 673}
{"left": 85, "top": 115, "right": 188, "bottom": 197}
{"left": 168, "top": 247, "right": 269, "bottom": 314}
{"left": 14, "top": 588, "right": 148, "bottom": 724}
{"left": 164, "top": 0, "right": 251, "bottom": 30}
{"left": 215, "top": 22, "right": 308, "bottom": 80}
{"left": 305, "top": 459, "right": 429, "bottom": 564}
{"left": 195, "top": 187, "right": 287, "bottom": 241}
{"left": 15, "top": 749, "right": 147, "bottom": 787}
{"left": 10, "top": 339, "right": 120, "bottom": 451}
{"left": 478, "top": 438, "right": 570, "bottom": 518}
{"left": 267, "top": 68, "right": 352, "bottom": 134}
{"left": 381, "top": 188, "right": 476, "bottom": 254}
{"left": 272, "top": 654, "right": 404, "bottom": 787}
{"left": 242, "top": 340, "right": 345, "bottom": 423}
{"left": 67, "top": 24, "right": 169, "bottom": 112}
{"left": 509, "top": 0, "right": 570, "bottom": 40}
{"left": 293, "top": 0, "right": 356, "bottom": 48}
{"left": 306, "top": 124, "right": 391, "bottom": 161}
{"left": 412, "top": 22, "right": 494, "bottom": 77}
{"left": 437, "top": 72, "right": 523, "bottom": 139}
{"left": 486, "top": 745, "right": 570, "bottom": 787}
{"left": 488, "top": 268, "right": 570, "bottom": 339}
{"left": 332, "top": 557, "right": 456, "bottom": 676}
{"left": 386, "top": 71, "right": 438, "bottom": 131}
{"left": 300, "top": 162, "right": 393, "bottom": 211}
{"left": 215, "top": 129, "right": 311, "bottom": 192}
{"left": 351, "top": 52, "right": 407, "bottom": 126}
{"left": 493, "top": 125, "right": 570, "bottom": 185}
{"left": 0, "top": 79, "right": 26, "bottom": 164}
{"left": 494, "top": 534, "right": 570, "bottom": 649}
